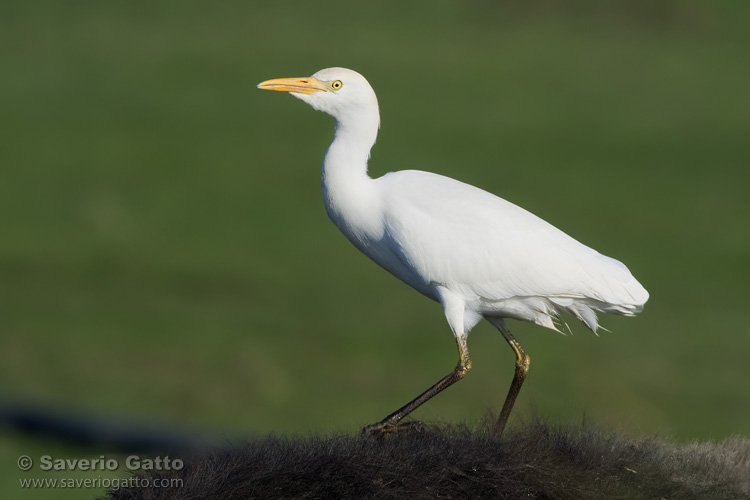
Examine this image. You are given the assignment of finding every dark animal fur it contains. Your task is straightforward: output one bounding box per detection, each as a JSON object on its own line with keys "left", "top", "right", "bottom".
{"left": 103, "top": 420, "right": 750, "bottom": 500}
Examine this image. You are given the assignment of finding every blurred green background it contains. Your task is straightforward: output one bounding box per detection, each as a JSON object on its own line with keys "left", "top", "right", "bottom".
{"left": 2, "top": 1, "right": 749, "bottom": 498}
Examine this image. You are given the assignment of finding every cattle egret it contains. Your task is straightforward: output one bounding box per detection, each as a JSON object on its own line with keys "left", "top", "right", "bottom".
{"left": 257, "top": 68, "right": 649, "bottom": 436}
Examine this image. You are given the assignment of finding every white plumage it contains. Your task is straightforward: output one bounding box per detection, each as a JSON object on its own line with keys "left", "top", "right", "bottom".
{"left": 258, "top": 67, "right": 648, "bottom": 435}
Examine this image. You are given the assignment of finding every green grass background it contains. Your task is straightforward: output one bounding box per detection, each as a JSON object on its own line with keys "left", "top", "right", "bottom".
{"left": 2, "top": 1, "right": 749, "bottom": 498}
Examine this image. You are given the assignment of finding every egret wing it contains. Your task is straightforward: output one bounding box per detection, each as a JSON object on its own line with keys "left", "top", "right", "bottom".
{"left": 377, "top": 170, "right": 646, "bottom": 310}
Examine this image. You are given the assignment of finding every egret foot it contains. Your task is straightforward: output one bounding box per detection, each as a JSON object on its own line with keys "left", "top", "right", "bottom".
{"left": 493, "top": 331, "right": 531, "bottom": 437}
{"left": 362, "top": 420, "right": 425, "bottom": 437}
{"left": 362, "top": 335, "right": 471, "bottom": 439}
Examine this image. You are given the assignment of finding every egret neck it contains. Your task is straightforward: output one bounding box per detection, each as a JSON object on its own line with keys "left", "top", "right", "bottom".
{"left": 321, "top": 102, "right": 382, "bottom": 245}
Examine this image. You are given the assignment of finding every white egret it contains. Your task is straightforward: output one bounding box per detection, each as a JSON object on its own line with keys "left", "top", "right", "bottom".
{"left": 257, "top": 68, "right": 649, "bottom": 436}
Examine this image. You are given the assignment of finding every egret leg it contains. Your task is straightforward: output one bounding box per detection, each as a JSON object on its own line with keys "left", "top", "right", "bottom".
{"left": 494, "top": 329, "right": 531, "bottom": 436}
{"left": 362, "top": 334, "right": 471, "bottom": 435}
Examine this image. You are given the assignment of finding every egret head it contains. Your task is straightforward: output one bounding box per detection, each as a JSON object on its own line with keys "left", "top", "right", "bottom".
{"left": 258, "top": 67, "right": 380, "bottom": 128}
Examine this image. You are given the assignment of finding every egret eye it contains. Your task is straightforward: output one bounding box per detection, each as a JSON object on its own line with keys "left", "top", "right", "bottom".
{"left": 330, "top": 80, "right": 343, "bottom": 91}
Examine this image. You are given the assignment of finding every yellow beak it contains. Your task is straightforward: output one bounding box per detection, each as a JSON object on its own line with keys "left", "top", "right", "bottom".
{"left": 256, "top": 76, "right": 328, "bottom": 95}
